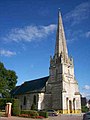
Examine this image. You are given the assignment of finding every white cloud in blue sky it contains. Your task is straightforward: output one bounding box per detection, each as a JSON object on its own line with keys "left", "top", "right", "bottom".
{"left": 0, "top": 49, "right": 16, "bottom": 57}
{"left": 83, "top": 85, "right": 90, "bottom": 90}
{"left": 66, "top": 30, "right": 90, "bottom": 43}
{"left": 64, "top": 1, "right": 90, "bottom": 43}
{"left": 66, "top": 29, "right": 83, "bottom": 43}
{"left": 64, "top": 1, "right": 90, "bottom": 25}
{"left": 81, "top": 92, "right": 90, "bottom": 100}
{"left": 3, "top": 24, "right": 56, "bottom": 42}
{"left": 81, "top": 85, "right": 90, "bottom": 99}
{"left": 85, "top": 31, "right": 90, "bottom": 38}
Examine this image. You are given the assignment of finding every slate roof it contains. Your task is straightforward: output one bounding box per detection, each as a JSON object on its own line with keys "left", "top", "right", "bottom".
{"left": 10, "top": 86, "right": 20, "bottom": 96}
{"left": 12, "top": 76, "right": 49, "bottom": 95}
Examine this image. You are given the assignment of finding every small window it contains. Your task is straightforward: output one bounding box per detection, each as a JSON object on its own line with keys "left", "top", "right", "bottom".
{"left": 55, "top": 69, "right": 58, "bottom": 80}
{"left": 20, "top": 105, "right": 22, "bottom": 110}
{"left": 23, "top": 96, "right": 26, "bottom": 105}
{"left": 33, "top": 95, "right": 36, "bottom": 105}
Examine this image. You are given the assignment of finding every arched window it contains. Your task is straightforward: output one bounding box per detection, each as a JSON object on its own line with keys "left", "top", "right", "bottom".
{"left": 55, "top": 69, "right": 58, "bottom": 80}
{"left": 69, "top": 100, "right": 72, "bottom": 113}
{"left": 73, "top": 98, "right": 75, "bottom": 113}
{"left": 23, "top": 96, "right": 26, "bottom": 105}
{"left": 20, "top": 105, "right": 22, "bottom": 110}
{"left": 66, "top": 97, "right": 68, "bottom": 113}
{"left": 33, "top": 95, "right": 36, "bottom": 105}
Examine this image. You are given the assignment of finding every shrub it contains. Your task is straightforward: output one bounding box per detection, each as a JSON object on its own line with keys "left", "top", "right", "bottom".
{"left": 0, "top": 98, "right": 13, "bottom": 110}
{"left": 21, "top": 110, "right": 30, "bottom": 114}
{"left": 31, "top": 103, "right": 35, "bottom": 110}
{"left": 21, "top": 110, "right": 39, "bottom": 118}
{"left": 82, "top": 106, "right": 89, "bottom": 113}
{"left": 0, "top": 98, "right": 6, "bottom": 110}
{"left": 0, "top": 98, "right": 20, "bottom": 116}
{"left": 12, "top": 99, "right": 20, "bottom": 116}
{"left": 38, "top": 111, "right": 48, "bottom": 118}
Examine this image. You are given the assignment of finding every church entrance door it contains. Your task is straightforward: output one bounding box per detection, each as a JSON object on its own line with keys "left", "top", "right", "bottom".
{"left": 69, "top": 100, "right": 72, "bottom": 113}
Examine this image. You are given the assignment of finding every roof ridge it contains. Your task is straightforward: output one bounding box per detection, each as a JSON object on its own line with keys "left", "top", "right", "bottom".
{"left": 24, "top": 76, "right": 49, "bottom": 83}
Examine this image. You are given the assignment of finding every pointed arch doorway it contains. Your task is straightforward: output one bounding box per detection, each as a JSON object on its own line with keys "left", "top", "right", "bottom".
{"left": 69, "top": 100, "right": 72, "bottom": 113}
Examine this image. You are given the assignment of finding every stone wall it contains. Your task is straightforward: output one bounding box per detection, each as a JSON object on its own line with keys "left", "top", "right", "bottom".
{"left": 16, "top": 93, "right": 39, "bottom": 110}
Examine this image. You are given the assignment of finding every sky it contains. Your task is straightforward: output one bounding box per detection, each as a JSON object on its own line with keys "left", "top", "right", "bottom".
{"left": 0, "top": 0, "right": 90, "bottom": 100}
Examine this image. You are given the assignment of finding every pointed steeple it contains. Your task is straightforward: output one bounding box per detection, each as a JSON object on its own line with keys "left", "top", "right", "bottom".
{"left": 55, "top": 10, "right": 68, "bottom": 61}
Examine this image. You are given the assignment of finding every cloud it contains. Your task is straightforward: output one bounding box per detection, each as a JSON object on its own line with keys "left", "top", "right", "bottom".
{"left": 0, "top": 49, "right": 16, "bottom": 57}
{"left": 3, "top": 24, "right": 56, "bottom": 42}
{"left": 85, "top": 31, "right": 90, "bottom": 38}
{"left": 66, "top": 29, "right": 83, "bottom": 43}
{"left": 81, "top": 92, "right": 87, "bottom": 97}
{"left": 83, "top": 85, "right": 90, "bottom": 90}
{"left": 81, "top": 85, "right": 90, "bottom": 99}
{"left": 81, "top": 92, "right": 90, "bottom": 100}
{"left": 64, "top": 1, "right": 90, "bottom": 25}
{"left": 66, "top": 29, "right": 90, "bottom": 43}
{"left": 64, "top": 1, "right": 90, "bottom": 43}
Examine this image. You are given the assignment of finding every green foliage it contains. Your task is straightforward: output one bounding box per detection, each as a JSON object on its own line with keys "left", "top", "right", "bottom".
{"left": 31, "top": 103, "right": 36, "bottom": 110}
{"left": 0, "top": 98, "right": 20, "bottom": 116}
{"left": 12, "top": 99, "right": 20, "bottom": 116}
{"left": 0, "top": 62, "right": 18, "bottom": 98}
{"left": 21, "top": 110, "right": 39, "bottom": 118}
{"left": 81, "top": 106, "right": 89, "bottom": 113}
{"left": 0, "top": 98, "right": 13, "bottom": 110}
{"left": 0, "top": 98, "right": 6, "bottom": 110}
{"left": 38, "top": 111, "right": 48, "bottom": 118}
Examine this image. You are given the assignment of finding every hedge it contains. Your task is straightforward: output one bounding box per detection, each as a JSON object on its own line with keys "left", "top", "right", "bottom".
{"left": 38, "top": 111, "right": 48, "bottom": 118}
{"left": 21, "top": 110, "right": 39, "bottom": 118}
{"left": 12, "top": 99, "right": 20, "bottom": 116}
{"left": 82, "top": 106, "right": 89, "bottom": 113}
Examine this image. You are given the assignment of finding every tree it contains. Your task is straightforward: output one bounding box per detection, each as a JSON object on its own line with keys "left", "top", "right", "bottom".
{"left": 0, "top": 62, "right": 18, "bottom": 97}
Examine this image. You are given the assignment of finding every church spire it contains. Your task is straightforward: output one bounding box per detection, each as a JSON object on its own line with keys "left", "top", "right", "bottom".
{"left": 55, "top": 10, "right": 68, "bottom": 61}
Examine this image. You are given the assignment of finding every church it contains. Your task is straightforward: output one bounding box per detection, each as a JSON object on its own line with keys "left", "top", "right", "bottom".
{"left": 12, "top": 11, "right": 81, "bottom": 114}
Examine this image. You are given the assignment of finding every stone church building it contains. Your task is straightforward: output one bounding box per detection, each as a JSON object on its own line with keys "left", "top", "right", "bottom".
{"left": 12, "top": 11, "right": 81, "bottom": 114}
